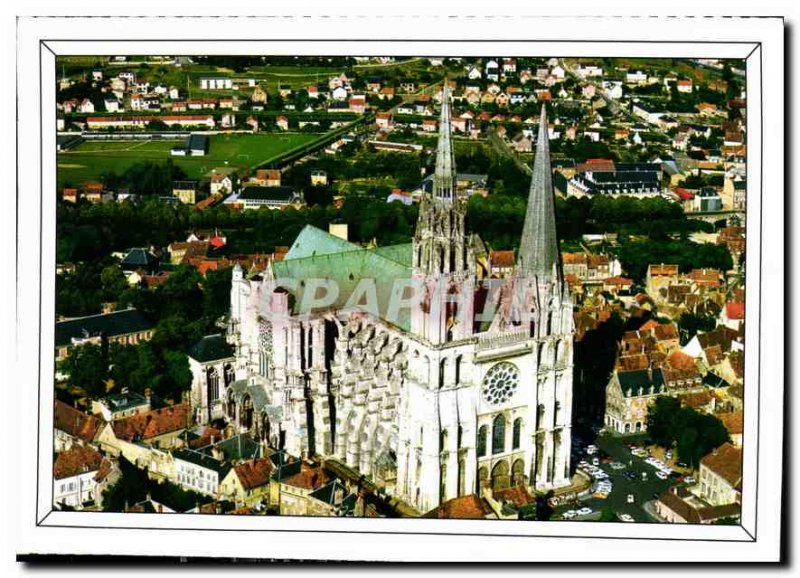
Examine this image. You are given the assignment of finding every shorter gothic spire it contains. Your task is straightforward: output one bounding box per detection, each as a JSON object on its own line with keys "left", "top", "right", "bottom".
{"left": 516, "top": 105, "right": 561, "bottom": 282}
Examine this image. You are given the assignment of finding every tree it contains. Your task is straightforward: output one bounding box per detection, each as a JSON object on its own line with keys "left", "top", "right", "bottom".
{"left": 146, "top": 119, "right": 169, "bottom": 131}
{"left": 677, "top": 312, "right": 718, "bottom": 345}
{"left": 646, "top": 396, "right": 730, "bottom": 469}
{"left": 100, "top": 264, "right": 130, "bottom": 303}
{"left": 59, "top": 343, "right": 108, "bottom": 397}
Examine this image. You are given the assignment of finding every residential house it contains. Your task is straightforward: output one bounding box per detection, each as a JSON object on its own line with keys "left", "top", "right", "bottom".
{"left": 717, "top": 411, "right": 744, "bottom": 448}
{"left": 277, "top": 464, "right": 333, "bottom": 516}
{"left": 604, "top": 368, "right": 665, "bottom": 434}
{"left": 698, "top": 442, "right": 742, "bottom": 507}
{"left": 101, "top": 403, "right": 192, "bottom": 459}
{"left": 489, "top": 250, "right": 515, "bottom": 278}
{"left": 91, "top": 390, "right": 151, "bottom": 422}
{"left": 655, "top": 486, "right": 740, "bottom": 524}
{"left": 172, "top": 181, "right": 198, "bottom": 205}
{"left": 219, "top": 457, "right": 275, "bottom": 508}
{"left": 210, "top": 172, "right": 234, "bottom": 195}
{"left": 53, "top": 445, "right": 116, "bottom": 510}
{"left": 720, "top": 302, "right": 745, "bottom": 331}
{"left": 173, "top": 448, "right": 230, "bottom": 497}
{"left": 54, "top": 400, "right": 103, "bottom": 452}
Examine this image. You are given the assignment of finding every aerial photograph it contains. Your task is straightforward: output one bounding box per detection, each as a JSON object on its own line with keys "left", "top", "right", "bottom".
{"left": 53, "top": 54, "right": 746, "bottom": 523}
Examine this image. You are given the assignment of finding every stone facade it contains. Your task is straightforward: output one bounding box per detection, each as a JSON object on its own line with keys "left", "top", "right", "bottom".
{"left": 221, "top": 93, "right": 574, "bottom": 514}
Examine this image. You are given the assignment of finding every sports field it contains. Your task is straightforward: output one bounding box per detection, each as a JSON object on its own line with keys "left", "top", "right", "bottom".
{"left": 57, "top": 133, "right": 319, "bottom": 187}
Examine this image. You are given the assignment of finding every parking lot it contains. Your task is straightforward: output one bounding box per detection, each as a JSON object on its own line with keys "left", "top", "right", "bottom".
{"left": 554, "top": 433, "right": 692, "bottom": 523}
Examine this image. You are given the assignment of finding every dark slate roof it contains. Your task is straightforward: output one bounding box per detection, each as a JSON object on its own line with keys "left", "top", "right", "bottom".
{"left": 100, "top": 391, "right": 150, "bottom": 413}
{"left": 199, "top": 434, "right": 261, "bottom": 462}
{"left": 55, "top": 308, "right": 154, "bottom": 347}
{"left": 173, "top": 448, "right": 230, "bottom": 476}
{"left": 618, "top": 368, "right": 665, "bottom": 396}
{"left": 188, "top": 133, "right": 209, "bottom": 152}
{"left": 309, "top": 479, "right": 350, "bottom": 505}
{"left": 703, "top": 372, "right": 731, "bottom": 388}
{"left": 120, "top": 248, "right": 159, "bottom": 269}
{"left": 188, "top": 334, "right": 234, "bottom": 363}
{"left": 239, "top": 186, "right": 297, "bottom": 202}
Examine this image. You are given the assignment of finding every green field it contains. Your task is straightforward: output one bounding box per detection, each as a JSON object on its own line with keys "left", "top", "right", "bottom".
{"left": 57, "top": 133, "right": 319, "bottom": 187}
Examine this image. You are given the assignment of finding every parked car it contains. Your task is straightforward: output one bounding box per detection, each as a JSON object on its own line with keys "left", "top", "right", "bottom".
{"left": 577, "top": 507, "right": 593, "bottom": 516}
{"left": 684, "top": 476, "right": 696, "bottom": 485}
{"left": 656, "top": 471, "right": 668, "bottom": 480}
{"left": 618, "top": 513, "right": 635, "bottom": 522}
{"left": 626, "top": 494, "right": 635, "bottom": 504}
{"left": 610, "top": 461, "right": 626, "bottom": 470}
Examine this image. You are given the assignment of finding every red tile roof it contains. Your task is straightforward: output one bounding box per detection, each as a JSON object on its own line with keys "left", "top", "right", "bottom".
{"left": 54, "top": 400, "right": 102, "bottom": 444}
{"left": 725, "top": 302, "right": 745, "bottom": 320}
{"left": 717, "top": 411, "right": 744, "bottom": 436}
{"left": 234, "top": 458, "right": 275, "bottom": 490}
{"left": 423, "top": 494, "right": 495, "bottom": 519}
{"left": 490, "top": 250, "right": 516, "bottom": 268}
{"left": 54, "top": 445, "right": 107, "bottom": 480}
{"left": 281, "top": 466, "right": 331, "bottom": 491}
{"left": 701, "top": 442, "right": 742, "bottom": 489}
{"left": 112, "top": 403, "right": 190, "bottom": 442}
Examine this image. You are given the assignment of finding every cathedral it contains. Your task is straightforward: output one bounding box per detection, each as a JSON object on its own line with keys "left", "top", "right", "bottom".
{"left": 192, "top": 84, "right": 575, "bottom": 514}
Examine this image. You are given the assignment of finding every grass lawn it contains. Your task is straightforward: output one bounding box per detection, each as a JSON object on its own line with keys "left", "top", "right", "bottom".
{"left": 57, "top": 132, "right": 319, "bottom": 187}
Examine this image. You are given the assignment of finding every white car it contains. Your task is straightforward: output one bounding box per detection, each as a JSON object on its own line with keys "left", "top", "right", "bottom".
{"left": 610, "top": 461, "right": 626, "bottom": 470}
{"left": 586, "top": 445, "right": 598, "bottom": 455}
{"left": 618, "top": 514, "right": 635, "bottom": 522}
{"left": 626, "top": 494, "right": 635, "bottom": 504}
{"left": 656, "top": 471, "right": 669, "bottom": 480}
{"left": 684, "top": 476, "right": 696, "bottom": 485}
{"left": 577, "top": 507, "right": 593, "bottom": 516}
{"left": 562, "top": 510, "right": 577, "bottom": 520}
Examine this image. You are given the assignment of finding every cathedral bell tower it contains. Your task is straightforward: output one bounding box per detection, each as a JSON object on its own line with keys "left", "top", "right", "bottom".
{"left": 411, "top": 81, "right": 475, "bottom": 344}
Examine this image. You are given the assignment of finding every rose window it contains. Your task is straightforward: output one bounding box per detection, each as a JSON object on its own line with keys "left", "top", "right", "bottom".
{"left": 481, "top": 362, "right": 520, "bottom": 405}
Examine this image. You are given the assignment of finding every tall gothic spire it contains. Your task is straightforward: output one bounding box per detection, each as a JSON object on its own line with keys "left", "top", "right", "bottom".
{"left": 517, "top": 105, "right": 560, "bottom": 282}
{"left": 432, "top": 80, "right": 456, "bottom": 202}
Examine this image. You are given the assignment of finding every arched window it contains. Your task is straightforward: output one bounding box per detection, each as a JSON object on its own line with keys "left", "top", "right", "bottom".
{"left": 491, "top": 460, "right": 510, "bottom": 491}
{"left": 439, "top": 358, "right": 447, "bottom": 389}
{"left": 440, "top": 464, "right": 447, "bottom": 504}
{"left": 207, "top": 367, "right": 219, "bottom": 402}
{"left": 512, "top": 459, "right": 525, "bottom": 487}
{"left": 477, "top": 425, "right": 488, "bottom": 457}
{"left": 537, "top": 404, "right": 546, "bottom": 430}
{"left": 492, "top": 414, "right": 506, "bottom": 455}
{"left": 455, "top": 355, "right": 462, "bottom": 385}
{"left": 624, "top": 423, "right": 631, "bottom": 433}
{"left": 223, "top": 363, "right": 235, "bottom": 386}
{"left": 440, "top": 429, "right": 449, "bottom": 454}
{"left": 477, "top": 466, "right": 489, "bottom": 493}
{"left": 512, "top": 418, "right": 523, "bottom": 450}
{"left": 458, "top": 458, "right": 466, "bottom": 497}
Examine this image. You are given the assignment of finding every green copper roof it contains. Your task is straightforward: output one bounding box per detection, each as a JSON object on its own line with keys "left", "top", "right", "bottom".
{"left": 272, "top": 227, "right": 413, "bottom": 331}
{"left": 370, "top": 243, "right": 413, "bottom": 267}
{"left": 284, "top": 224, "right": 360, "bottom": 260}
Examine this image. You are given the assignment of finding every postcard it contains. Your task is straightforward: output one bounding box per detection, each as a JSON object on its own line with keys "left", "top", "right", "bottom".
{"left": 12, "top": 13, "right": 784, "bottom": 563}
